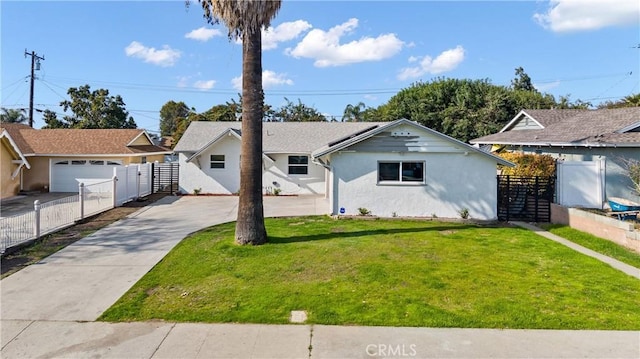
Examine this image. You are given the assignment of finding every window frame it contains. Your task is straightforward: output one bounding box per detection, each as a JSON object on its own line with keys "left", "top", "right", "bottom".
{"left": 288, "top": 155, "right": 309, "bottom": 175}
{"left": 377, "top": 160, "right": 426, "bottom": 185}
{"left": 210, "top": 154, "right": 225, "bottom": 169}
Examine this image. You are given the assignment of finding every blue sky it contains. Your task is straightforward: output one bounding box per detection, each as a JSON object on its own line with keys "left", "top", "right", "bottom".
{"left": 2, "top": 0, "right": 639, "bottom": 134}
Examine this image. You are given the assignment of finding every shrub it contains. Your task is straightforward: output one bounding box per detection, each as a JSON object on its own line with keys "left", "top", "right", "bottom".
{"left": 358, "top": 207, "right": 371, "bottom": 216}
{"left": 621, "top": 158, "right": 640, "bottom": 195}
{"left": 498, "top": 152, "right": 556, "bottom": 177}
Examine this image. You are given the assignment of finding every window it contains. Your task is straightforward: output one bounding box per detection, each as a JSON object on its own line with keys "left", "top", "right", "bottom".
{"left": 71, "top": 160, "right": 87, "bottom": 165}
{"left": 141, "top": 156, "right": 147, "bottom": 164}
{"left": 288, "top": 155, "right": 308, "bottom": 175}
{"left": 90, "top": 160, "right": 105, "bottom": 165}
{"left": 210, "top": 154, "right": 225, "bottom": 169}
{"left": 378, "top": 161, "right": 425, "bottom": 184}
{"left": 54, "top": 160, "right": 69, "bottom": 165}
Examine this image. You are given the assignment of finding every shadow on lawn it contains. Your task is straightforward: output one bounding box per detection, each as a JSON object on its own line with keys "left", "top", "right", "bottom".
{"left": 268, "top": 225, "right": 482, "bottom": 244}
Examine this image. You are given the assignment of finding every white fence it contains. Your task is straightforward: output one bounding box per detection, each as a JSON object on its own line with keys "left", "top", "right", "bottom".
{"left": 0, "top": 163, "right": 153, "bottom": 253}
{"left": 114, "top": 163, "right": 152, "bottom": 206}
{"left": 556, "top": 160, "right": 605, "bottom": 209}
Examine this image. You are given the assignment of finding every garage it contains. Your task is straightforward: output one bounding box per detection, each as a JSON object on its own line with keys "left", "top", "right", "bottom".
{"left": 49, "top": 159, "right": 123, "bottom": 192}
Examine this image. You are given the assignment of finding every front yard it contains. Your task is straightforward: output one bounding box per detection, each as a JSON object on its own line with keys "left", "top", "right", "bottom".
{"left": 100, "top": 217, "right": 640, "bottom": 329}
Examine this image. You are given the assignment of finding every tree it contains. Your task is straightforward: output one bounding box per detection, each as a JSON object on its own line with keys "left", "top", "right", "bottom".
{"left": 0, "top": 108, "right": 27, "bottom": 124}
{"left": 41, "top": 109, "right": 66, "bottom": 129}
{"left": 557, "top": 95, "right": 591, "bottom": 109}
{"left": 203, "top": 104, "right": 237, "bottom": 122}
{"left": 160, "top": 101, "right": 190, "bottom": 136}
{"left": 197, "top": 0, "right": 282, "bottom": 245}
{"left": 511, "top": 67, "right": 535, "bottom": 92}
{"left": 375, "top": 76, "right": 592, "bottom": 142}
{"left": 379, "top": 78, "right": 518, "bottom": 142}
{"left": 342, "top": 102, "right": 366, "bottom": 122}
{"left": 54, "top": 84, "right": 136, "bottom": 129}
{"left": 172, "top": 107, "right": 207, "bottom": 144}
{"left": 274, "top": 97, "right": 326, "bottom": 122}
{"left": 598, "top": 93, "right": 640, "bottom": 109}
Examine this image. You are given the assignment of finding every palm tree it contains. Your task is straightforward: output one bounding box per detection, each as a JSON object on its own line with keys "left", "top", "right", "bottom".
{"left": 342, "top": 102, "right": 366, "bottom": 122}
{"left": 0, "top": 108, "right": 28, "bottom": 124}
{"left": 197, "top": 0, "right": 281, "bottom": 245}
{"left": 623, "top": 93, "right": 640, "bottom": 107}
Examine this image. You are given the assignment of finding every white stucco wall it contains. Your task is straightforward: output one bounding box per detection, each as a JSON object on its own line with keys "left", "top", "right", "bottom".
{"left": 178, "top": 135, "right": 241, "bottom": 194}
{"left": 263, "top": 153, "right": 326, "bottom": 195}
{"left": 329, "top": 151, "right": 499, "bottom": 219}
{"left": 179, "top": 139, "right": 326, "bottom": 195}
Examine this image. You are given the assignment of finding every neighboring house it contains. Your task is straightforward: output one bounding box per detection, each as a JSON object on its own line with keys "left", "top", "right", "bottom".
{"left": 1, "top": 125, "right": 31, "bottom": 198}
{"left": 0, "top": 124, "right": 171, "bottom": 195}
{"left": 470, "top": 107, "right": 640, "bottom": 206}
{"left": 175, "top": 119, "right": 512, "bottom": 219}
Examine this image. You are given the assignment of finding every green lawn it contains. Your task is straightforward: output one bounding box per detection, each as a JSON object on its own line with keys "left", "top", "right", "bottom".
{"left": 541, "top": 224, "right": 640, "bottom": 269}
{"left": 100, "top": 217, "right": 640, "bottom": 329}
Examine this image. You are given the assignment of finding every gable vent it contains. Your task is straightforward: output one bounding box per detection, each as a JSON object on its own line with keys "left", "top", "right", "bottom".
{"left": 392, "top": 131, "right": 412, "bottom": 137}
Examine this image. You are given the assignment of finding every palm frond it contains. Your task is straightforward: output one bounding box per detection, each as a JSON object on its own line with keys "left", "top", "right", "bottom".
{"left": 198, "top": 0, "right": 282, "bottom": 39}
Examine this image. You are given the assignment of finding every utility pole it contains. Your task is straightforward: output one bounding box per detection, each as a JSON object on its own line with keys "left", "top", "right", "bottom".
{"left": 24, "top": 50, "right": 45, "bottom": 128}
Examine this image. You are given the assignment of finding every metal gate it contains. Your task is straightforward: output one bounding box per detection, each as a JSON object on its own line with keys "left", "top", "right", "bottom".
{"left": 152, "top": 162, "right": 179, "bottom": 194}
{"left": 497, "top": 175, "right": 555, "bottom": 222}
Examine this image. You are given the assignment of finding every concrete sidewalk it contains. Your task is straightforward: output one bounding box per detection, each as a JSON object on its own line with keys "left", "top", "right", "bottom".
{"left": 1, "top": 196, "right": 639, "bottom": 358}
{"left": 2, "top": 321, "right": 639, "bottom": 358}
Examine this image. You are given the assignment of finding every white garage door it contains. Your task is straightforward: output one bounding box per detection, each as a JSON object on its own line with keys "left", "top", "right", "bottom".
{"left": 50, "top": 159, "right": 123, "bottom": 192}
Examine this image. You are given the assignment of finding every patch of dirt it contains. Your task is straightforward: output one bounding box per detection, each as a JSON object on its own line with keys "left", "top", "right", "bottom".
{"left": 1, "top": 192, "right": 168, "bottom": 278}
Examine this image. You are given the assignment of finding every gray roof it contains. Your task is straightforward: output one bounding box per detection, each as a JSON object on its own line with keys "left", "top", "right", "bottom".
{"left": 472, "top": 107, "right": 640, "bottom": 147}
{"left": 173, "top": 121, "right": 387, "bottom": 153}
{"left": 502, "top": 109, "right": 588, "bottom": 130}
{"left": 312, "top": 118, "right": 514, "bottom": 167}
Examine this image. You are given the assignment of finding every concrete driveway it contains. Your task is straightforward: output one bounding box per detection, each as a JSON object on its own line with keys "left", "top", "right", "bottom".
{"left": 0, "top": 195, "right": 329, "bottom": 321}
{"left": 0, "top": 192, "right": 77, "bottom": 218}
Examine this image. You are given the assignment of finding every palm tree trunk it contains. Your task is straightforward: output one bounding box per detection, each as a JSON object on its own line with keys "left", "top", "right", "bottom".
{"left": 235, "top": 28, "right": 267, "bottom": 245}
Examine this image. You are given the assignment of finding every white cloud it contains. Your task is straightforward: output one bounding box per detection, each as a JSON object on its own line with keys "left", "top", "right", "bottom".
{"left": 397, "top": 46, "right": 465, "bottom": 81}
{"left": 231, "top": 76, "right": 242, "bottom": 91}
{"left": 233, "top": 20, "right": 312, "bottom": 50}
{"left": 185, "top": 27, "right": 223, "bottom": 41}
{"left": 534, "top": 0, "right": 640, "bottom": 32}
{"left": 231, "top": 70, "right": 293, "bottom": 90}
{"left": 534, "top": 80, "right": 561, "bottom": 92}
{"left": 193, "top": 80, "right": 216, "bottom": 90}
{"left": 125, "top": 41, "right": 181, "bottom": 67}
{"left": 286, "top": 18, "right": 404, "bottom": 67}
{"left": 176, "top": 76, "right": 190, "bottom": 88}
{"left": 263, "top": 70, "right": 294, "bottom": 88}
{"left": 263, "top": 20, "right": 312, "bottom": 50}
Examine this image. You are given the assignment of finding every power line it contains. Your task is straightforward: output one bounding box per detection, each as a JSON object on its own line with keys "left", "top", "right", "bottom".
{"left": 38, "top": 79, "right": 70, "bottom": 101}
{"left": 1, "top": 76, "right": 29, "bottom": 92}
